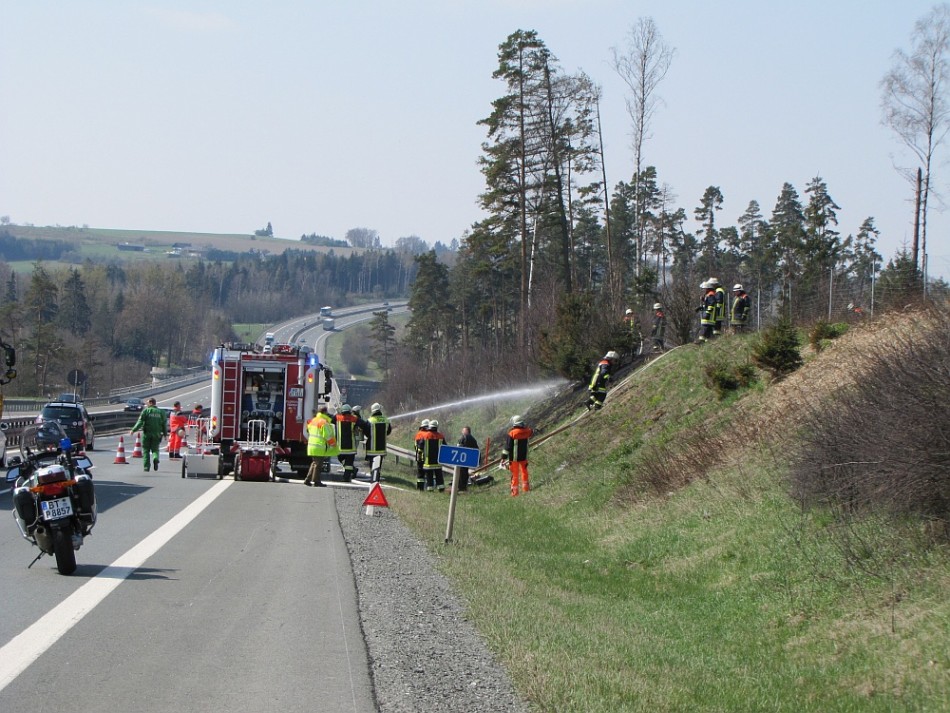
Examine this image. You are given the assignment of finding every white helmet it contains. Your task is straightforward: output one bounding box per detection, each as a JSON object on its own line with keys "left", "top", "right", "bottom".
{"left": 511, "top": 415, "right": 525, "bottom": 427}
{"left": 607, "top": 350, "right": 620, "bottom": 359}
{"left": 340, "top": 403, "right": 352, "bottom": 414}
{"left": 700, "top": 280, "right": 711, "bottom": 289}
{"left": 625, "top": 308, "right": 633, "bottom": 315}
{"left": 733, "top": 284, "right": 743, "bottom": 292}
{"left": 421, "top": 419, "right": 430, "bottom": 428}
{"left": 370, "top": 402, "right": 382, "bottom": 414}
{"left": 708, "top": 277, "right": 721, "bottom": 286}
{"left": 429, "top": 419, "right": 439, "bottom": 430}
{"left": 653, "top": 302, "right": 662, "bottom": 310}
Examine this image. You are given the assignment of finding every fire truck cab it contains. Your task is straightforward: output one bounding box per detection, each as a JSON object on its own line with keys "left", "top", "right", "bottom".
{"left": 209, "top": 343, "right": 334, "bottom": 476}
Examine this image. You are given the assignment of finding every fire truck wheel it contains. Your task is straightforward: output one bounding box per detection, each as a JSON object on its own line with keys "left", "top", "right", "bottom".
{"left": 234, "top": 458, "right": 242, "bottom": 481}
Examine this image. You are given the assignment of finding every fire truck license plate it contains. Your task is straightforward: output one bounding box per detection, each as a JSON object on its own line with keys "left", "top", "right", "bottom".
{"left": 288, "top": 387, "right": 304, "bottom": 397}
{"left": 41, "top": 497, "right": 73, "bottom": 521}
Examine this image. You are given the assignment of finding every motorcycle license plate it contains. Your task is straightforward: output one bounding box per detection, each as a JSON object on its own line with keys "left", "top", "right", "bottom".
{"left": 40, "top": 497, "right": 73, "bottom": 521}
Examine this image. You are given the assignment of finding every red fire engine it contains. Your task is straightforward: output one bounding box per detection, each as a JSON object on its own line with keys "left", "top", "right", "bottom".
{"left": 208, "top": 343, "right": 334, "bottom": 476}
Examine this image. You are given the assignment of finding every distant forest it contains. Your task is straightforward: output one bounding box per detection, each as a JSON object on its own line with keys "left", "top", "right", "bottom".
{"left": 0, "top": 246, "right": 422, "bottom": 396}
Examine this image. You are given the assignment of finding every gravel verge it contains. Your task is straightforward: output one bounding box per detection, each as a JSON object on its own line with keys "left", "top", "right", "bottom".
{"left": 334, "top": 487, "right": 530, "bottom": 713}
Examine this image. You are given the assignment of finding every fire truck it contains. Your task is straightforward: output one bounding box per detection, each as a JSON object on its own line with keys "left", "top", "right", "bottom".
{"left": 208, "top": 342, "right": 335, "bottom": 476}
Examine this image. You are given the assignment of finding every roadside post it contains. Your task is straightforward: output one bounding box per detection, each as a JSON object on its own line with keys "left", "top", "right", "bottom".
{"left": 439, "top": 443, "right": 481, "bottom": 543}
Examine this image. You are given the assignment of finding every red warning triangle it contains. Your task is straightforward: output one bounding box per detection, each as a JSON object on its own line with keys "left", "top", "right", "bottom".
{"left": 362, "top": 482, "right": 389, "bottom": 508}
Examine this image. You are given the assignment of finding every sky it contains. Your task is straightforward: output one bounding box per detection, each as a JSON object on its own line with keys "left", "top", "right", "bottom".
{"left": 2, "top": 1, "right": 948, "bottom": 276}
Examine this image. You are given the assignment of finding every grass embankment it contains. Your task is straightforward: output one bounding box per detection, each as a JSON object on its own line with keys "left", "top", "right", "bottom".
{"left": 387, "top": 332, "right": 949, "bottom": 712}
{"left": 232, "top": 324, "right": 267, "bottom": 343}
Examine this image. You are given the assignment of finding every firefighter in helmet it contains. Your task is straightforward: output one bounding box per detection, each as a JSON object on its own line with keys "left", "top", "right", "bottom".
{"left": 363, "top": 402, "right": 392, "bottom": 483}
{"left": 651, "top": 302, "right": 667, "bottom": 352}
{"left": 335, "top": 404, "right": 368, "bottom": 481}
{"left": 501, "top": 415, "right": 534, "bottom": 496}
{"left": 588, "top": 351, "right": 620, "bottom": 410}
{"left": 708, "top": 277, "right": 726, "bottom": 335}
{"left": 697, "top": 280, "right": 717, "bottom": 343}
{"left": 731, "top": 284, "right": 751, "bottom": 332}
{"left": 414, "top": 419, "right": 431, "bottom": 491}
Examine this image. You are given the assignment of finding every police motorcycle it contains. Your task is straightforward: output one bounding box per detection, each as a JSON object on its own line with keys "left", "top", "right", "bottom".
{"left": 7, "top": 420, "right": 96, "bottom": 575}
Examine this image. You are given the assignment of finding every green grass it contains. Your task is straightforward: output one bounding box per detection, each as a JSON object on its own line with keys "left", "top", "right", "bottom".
{"left": 232, "top": 323, "right": 267, "bottom": 343}
{"left": 387, "top": 339, "right": 950, "bottom": 712}
{"left": 1, "top": 223, "right": 356, "bottom": 266}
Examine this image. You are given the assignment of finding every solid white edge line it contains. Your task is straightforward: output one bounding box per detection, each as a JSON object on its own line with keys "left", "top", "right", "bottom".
{"left": 0, "top": 478, "right": 233, "bottom": 691}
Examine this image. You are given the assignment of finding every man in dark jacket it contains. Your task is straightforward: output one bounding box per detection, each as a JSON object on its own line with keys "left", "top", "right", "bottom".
{"left": 456, "top": 426, "right": 478, "bottom": 491}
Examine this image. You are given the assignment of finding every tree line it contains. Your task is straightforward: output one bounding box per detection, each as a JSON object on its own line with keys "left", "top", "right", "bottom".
{"left": 0, "top": 248, "right": 419, "bottom": 397}
{"left": 384, "top": 16, "right": 949, "bottom": 405}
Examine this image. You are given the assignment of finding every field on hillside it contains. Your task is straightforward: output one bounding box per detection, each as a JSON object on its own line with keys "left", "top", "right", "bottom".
{"left": 389, "top": 318, "right": 950, "bottom": 713}
{"left": 1, "top": 224, "right": 357, "bottom": 269}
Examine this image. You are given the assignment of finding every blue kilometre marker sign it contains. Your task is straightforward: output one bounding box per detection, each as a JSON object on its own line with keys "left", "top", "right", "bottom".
{"left": 438, "top": 444, "right": 480, "bottom": 469}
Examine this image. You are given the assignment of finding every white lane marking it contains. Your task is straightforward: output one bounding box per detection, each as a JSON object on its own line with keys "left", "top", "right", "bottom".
{"left": 0, "top": 478, "right": 233, "bottom": 691}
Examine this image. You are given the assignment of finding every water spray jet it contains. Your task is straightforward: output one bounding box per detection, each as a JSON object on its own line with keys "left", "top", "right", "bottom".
{"left": 390, "top": 379, "right": 568, "bottom": 422}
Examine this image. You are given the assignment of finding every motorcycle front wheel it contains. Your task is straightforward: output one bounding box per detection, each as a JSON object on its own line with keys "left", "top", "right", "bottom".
{"left": 52, "top": 527, "right": 77, "bottom": 575}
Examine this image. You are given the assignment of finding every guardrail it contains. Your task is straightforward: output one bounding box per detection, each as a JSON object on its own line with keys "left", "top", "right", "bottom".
{"left": 1, "top": 370, "right": 210, "bottom": 414}
{"left": 1, "top": 411, "right": 140, "bottom": 454}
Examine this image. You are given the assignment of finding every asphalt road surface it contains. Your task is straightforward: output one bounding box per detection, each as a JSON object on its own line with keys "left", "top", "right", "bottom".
{"left": 0, "top": 438, "right": 375, "bottom": 713}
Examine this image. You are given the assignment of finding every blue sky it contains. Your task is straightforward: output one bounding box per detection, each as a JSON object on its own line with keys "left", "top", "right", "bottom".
{"left": 1, "top": 1, "right": 947, "bottom": 276}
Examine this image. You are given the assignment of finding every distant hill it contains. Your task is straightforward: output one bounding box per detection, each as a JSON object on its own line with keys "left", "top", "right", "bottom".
{"left": 0, "top": 224, "right": 359, "bottom": 267}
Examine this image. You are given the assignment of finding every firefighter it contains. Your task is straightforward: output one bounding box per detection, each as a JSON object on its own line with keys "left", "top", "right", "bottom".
{"left": 352, "top": 405, "right": 365, "bottom": 453}
{"left": 334, "top": 404, "right": 366, "bottom": 481}
{"left": 414, "top": 419, "right": 430, "bottom": 491}
{"left": 731, "top": 284, "right": 751, "bottom": 332}
{"left": 304, "top": 405, "right": 336, "bottom": 487}
{"left": 587, "top": 351, "right": 620, "bottom": 410}
{"left": 502, "top": 416, "right": 534, "bottom": 496}
{"left": 422, "top": 419, "right": 446, "bottom": 492}
{"left": 363, "top": 402, "right": 392, "bottom": 483}
{"left": 167, "top": 401, "right": 188, "bottom": 459}
{"left": 651, "top": 302, "right": 667, "bottom": 352}
{"left": 708, "top": 277, "right": 726, "bottom": 335}
{"left": 623, "top": 308, "right": 642, "bottom": 357}
{"left": 696, "top": 280, "right": 717, "bottom": 343}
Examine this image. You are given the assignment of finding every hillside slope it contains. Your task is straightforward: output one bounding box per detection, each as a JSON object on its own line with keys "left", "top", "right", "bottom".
{"left": 388, "top": 314, "right": 950, "bottom": 712}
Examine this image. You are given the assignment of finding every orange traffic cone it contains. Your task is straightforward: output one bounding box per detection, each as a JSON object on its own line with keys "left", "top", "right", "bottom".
{"left": 131, "top": 432, "right": 144, "bottom": 458}
{"left": 114, "top": 436, "right": 129, "bottom": 464}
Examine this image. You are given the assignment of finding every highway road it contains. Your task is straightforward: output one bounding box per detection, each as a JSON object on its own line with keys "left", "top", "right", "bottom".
{"left": 0, "top": 303, "right": 409, "bottom": 711}
{"left": 123, "top": 302, "right": 408, "bottom": 413}
{"left": 0, "top": 446, "right": 377, "bottom": 712}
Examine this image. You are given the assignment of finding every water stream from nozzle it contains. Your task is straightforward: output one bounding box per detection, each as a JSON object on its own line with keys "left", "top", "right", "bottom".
{"left": 390, "top": 379, "right": 568, "bottom": 422}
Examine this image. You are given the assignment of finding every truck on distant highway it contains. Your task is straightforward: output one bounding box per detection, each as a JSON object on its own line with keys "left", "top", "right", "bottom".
{"left": 322, "top": 318, "right": 335, "bottom": 331}
{"left": 319, "top": 305, "right": 333, "bottom": 317}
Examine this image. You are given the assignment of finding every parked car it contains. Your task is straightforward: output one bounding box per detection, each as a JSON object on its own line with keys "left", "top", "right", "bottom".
{"left": 57, "top": 393, "right": 81, "bottom": 403}
{"left": 36, "top": 401, "right": 96, "bottom": 451}
{"left": 124, "top": 397, "right": 144, "bottom": 412}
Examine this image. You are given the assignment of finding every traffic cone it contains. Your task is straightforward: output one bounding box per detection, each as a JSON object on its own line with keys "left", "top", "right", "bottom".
{"left": 114, "top": 436, "right": 129, "bottom": 464}
{"left": 132, "top": 432, "right": 144, "bottom": 459}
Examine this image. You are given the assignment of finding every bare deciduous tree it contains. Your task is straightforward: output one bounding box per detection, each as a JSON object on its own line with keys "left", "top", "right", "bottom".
{"left": 611, "top": 17, "right": 674, "bottom": 280}
{"left": 881, "top": 3, "right": 950, "bottom": 283}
